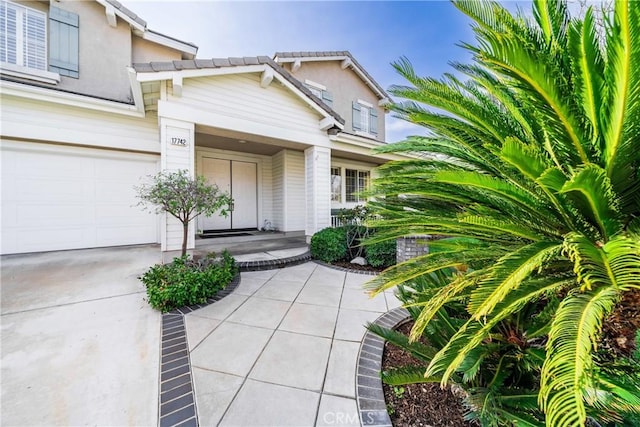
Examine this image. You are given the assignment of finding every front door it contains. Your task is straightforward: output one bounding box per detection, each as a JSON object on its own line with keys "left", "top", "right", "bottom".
{"left": 201, "top": 157, "right": 258, "bottom": 231}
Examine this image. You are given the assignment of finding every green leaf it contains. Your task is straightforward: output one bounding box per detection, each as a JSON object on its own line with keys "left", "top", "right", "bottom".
{"left": 469, "top": 241, "right": 562, "bottom": 317}
{"left": 563, "top": 232, "right": 640, "bottom": 291}
{"left": 541, "top": 286, "right": 621, "bottom": 427}
{"left": 560, "top": 165, "right": 622, "bottom": 239}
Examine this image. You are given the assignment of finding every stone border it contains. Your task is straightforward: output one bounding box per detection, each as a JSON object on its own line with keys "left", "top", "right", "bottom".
{"left": 236, "top": 250, "right": 311, "bottom": 272}
{"left": 312, "top": 259, "right": 380, "bottom": 275}
{"left": 356, "top": 307, "right": 411, "bottom": 426}
{"left": 158, "top": 273, "right": 240, "bottom": 427}
{"left": 156, "top": 253, "right": 313, "bottom": 427}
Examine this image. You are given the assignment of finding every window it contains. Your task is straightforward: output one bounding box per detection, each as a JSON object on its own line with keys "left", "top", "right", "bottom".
{"left": 0, "top": 0, "right": 47, "bottom": 70}
{"left": 345, "top": 168, "right": 370, "bottom": 203}
{"left": 304, "top": 79, "right": 333, "bottom": 107}
{"left": 352, "top": 100, "right": 378, "bottom": 136}
{"left": 0, "top": 1, "right": 77, "bottom": 82}
{"left": 331, "top": 167, "right": 341, "bottom": 202}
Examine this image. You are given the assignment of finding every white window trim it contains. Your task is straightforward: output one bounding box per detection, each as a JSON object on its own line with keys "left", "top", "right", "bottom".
{"left": 330, "top": 166, "right": 342, "bottom": 203}
{"left": 354, "top": 99, "right": 377, "bottom": 137}
{"left": 304, "top": 79, "right": 326, "bottom": 99}
{"left": 0, "top": 62, "right": 60, "bottom": 84}
{"left": 304, "top": 79, "right": 326, "bottom": 91}
{"left": 331, "top": 162, "right": 374, "bottom": 206}
{"left": 356, "top": 99, "right": 373, "bottom": 108}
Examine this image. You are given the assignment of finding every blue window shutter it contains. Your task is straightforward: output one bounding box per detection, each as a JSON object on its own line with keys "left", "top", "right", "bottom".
{"left": 49, "top": 7, "right": 79, "bottom": 78}
{"left": 352, "top": 101, "right": 361, "bottom": 131}
{"left": 370, "top": 108, "right": 378, "bottom": 135}
{"left": 321, "top": 90, "right": 333, "bottom": 107}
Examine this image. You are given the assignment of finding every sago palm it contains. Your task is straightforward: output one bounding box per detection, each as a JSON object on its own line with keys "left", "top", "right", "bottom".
{"left": 366, "top": 0, "right": 640, "bottom": 425}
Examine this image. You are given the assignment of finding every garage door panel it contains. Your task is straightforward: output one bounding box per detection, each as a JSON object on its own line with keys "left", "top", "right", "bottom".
{"left": 16, "top": 204, "right": 95, "bottom": 226}
{"left": 18, "top": 179, "right": 92, "bottom": 202}
{"left": 1, "top": 143, "right": 159, "bottom": 254}
{"left": 18, "top": 227, "right": 91, "bottom": 252}
{"left": 96, "top": 225, "right": 157, "bottom": 246}
{"left": 95, "top": 206, "right": 154, "bottom": 223}
{"left": 23, "top": 151, "right": 90, "bottom": 178}
{"left": 95, "top": 182, "right": 139, "bottom": 202}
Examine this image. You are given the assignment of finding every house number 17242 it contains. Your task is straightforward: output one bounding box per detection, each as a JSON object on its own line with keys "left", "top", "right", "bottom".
{"left": 170, "top": 137, "right": 187, "bottom": 146}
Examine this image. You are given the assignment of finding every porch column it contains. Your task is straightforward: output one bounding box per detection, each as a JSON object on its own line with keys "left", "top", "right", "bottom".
{"left": 304, "top": 146, "right": 331, "bottom": 239}
{"left": 159, "top": 117, "right": 195, "bottom": 253}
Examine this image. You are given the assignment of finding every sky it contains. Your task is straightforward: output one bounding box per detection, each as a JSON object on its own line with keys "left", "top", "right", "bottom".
{"left": 120, "top": 1, "right": 526, "bottom": 143}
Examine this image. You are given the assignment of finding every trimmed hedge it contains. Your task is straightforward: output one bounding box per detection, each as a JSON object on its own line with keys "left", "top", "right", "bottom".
{"left": 141, "top": 251, "right": 237, "bottom": 312}
{"left": 310, "top": 227, "right": 348, "bottom": 263}
{"left": 365, "top": 239, "right": 397, "bottom": 268}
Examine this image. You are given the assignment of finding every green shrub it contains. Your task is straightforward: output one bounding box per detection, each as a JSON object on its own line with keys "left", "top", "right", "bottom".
{"left": 141, "top": 251, "right": 237, "bottom": 312}
{"left": 310, "top": 227, "right": 348, "bottom": 263}
{"left": 365, "top": 239, "right": 397, "bottom": 268}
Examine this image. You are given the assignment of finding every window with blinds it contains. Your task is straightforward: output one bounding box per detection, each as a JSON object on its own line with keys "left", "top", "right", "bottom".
{"left": 0, "top": 0, "right": 46, "bottom": 70}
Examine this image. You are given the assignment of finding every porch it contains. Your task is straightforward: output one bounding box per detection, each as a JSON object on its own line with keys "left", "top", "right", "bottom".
{"left": 194, "top": 230, "right": 307, "bottom": 258}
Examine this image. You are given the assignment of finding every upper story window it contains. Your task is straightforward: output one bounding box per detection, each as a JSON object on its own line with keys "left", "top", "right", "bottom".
{"left": 0, "top": 0, "right": 47, "bottom": 70}
{"left": 352, "top": 100, "right": 378, "bottom": 137}
{"left": 0, "top": 0, "right": 78, "bottom": 83}
{"left": 304, "top": 79, "right": 333, "bottom": 107}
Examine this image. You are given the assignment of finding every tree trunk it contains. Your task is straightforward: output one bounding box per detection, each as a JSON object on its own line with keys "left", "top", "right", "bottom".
{"left": 181, "top": 221, "right": 188, "bottom": 257}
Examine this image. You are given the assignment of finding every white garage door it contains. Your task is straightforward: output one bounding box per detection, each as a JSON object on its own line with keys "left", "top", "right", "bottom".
{"left": 1, "top": 142, "right": 160, "bottom": 254}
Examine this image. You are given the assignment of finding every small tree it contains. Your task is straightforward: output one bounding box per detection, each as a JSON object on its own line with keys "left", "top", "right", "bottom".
{"left": 136, "top": 170, "right": 232, "bottom": 257}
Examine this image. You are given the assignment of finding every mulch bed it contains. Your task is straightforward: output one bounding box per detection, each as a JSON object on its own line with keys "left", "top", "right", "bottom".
{"left": 381, "top": 290, "right": 640, "bottom": 427}
{"left": 601, "top": 288, "right": 640, "bottom": 358}
{"left": 330, "top": 260, "right": 385, "bottom": 273}
{"left": 382, "top": 322, "right": 478, "bottom": 427}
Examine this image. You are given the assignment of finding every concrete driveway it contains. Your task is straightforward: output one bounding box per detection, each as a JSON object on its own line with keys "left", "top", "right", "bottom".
{"left": 1, "top": 245, "right": 162, "bottom": 426}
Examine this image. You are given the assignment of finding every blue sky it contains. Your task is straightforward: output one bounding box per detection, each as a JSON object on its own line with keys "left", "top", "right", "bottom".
{"left": 120, "top": 1, "right": 509, "bottom": 142}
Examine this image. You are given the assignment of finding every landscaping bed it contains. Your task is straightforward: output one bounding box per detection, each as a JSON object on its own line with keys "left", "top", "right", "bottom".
{"left": 382, "top": 321, "right": 478, "bottom": 427}
{"left": 381, "top": 297, "right": 640, "bottom": 427}
{"left": 140, "top": 251, "right": 237, "bottom": 312}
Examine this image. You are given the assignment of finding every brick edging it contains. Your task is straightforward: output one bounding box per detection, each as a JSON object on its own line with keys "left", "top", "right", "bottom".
{"left": 356, "top": 307, "right": 411, "bottom": 426}
{"left": 312, "top": 259, "right": 380, "bottom": 275}
{"left": 157, "top": 273, "right": 241, "bottom": 427}
{"left": 237, "top": 250, "right": 311, "bottom": 271}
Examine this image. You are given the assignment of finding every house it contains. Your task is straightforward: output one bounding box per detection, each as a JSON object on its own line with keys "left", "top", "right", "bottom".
{"left": 0, "top": 0, "right": 408, "bottom": 255}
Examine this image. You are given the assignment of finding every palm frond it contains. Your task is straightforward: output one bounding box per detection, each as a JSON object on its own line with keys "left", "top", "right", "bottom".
{"left": 568, "top": 7, "right": 605, "bottom": 156}
{"left": 366, "top": 323, "right": 437, "bottom": 363}
{"left": 381, "top": 365, "right": 442, "bottom": 386}
{"left": 602, "top": 0, "right": 640, "bottom": 175}
{"left": 425, "top": 278, "right": 567, "bottom": 385}
{"left": 563, "top": 232, "right": 640, "bottom": 291}
{"left": 469, "top": 241, "right": 562, "bottom": 317}
{"left": 560, "top": 164, "right": 622, "bottom": 239}
{"left": 540, "top": 285, "right": 621, "bottom": 427}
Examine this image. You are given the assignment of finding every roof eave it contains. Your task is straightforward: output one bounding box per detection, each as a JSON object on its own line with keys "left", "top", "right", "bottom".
{"left": 132, "top": 61, "right": 345, "bottom": 129}
{"left": 274, "top": 54, "right": 389, "bottom": 101}
{"left": 98, "top": 0, "right": 198, "bottom": 58}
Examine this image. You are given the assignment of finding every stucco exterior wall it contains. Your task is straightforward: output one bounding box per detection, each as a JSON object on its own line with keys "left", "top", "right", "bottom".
{"left": 132, "top": 37, "right": 183, "bottom": 64}
{"left": 284, "top": 61, "right": 386, "bottom": 142}
{"left": 48, "top": 0, "right": 133, "bottom": 102}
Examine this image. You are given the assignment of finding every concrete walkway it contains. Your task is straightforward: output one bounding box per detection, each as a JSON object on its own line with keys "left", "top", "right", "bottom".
{"left": 1, "top": 244, "right": 399, "bottom": 426}
{"left": 185, "top": 262, "right": 401, "bottom": 426}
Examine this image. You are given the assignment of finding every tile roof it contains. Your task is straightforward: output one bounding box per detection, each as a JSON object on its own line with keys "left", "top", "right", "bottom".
{"left": 104, "top": 0, "right": 147, "bottom": 27}
{"left": 104, "top": 0, "right": 198, "bottom": 50}
{"left": 273, "top": 51, "right": 389, "bottom": 99}
{"left": 133, "top": 56, "right": 345, "bottom": 126}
